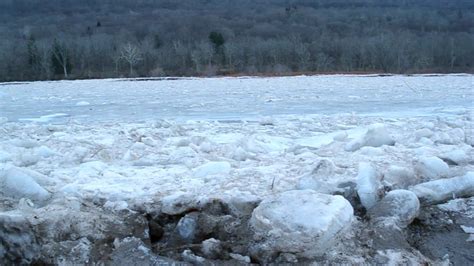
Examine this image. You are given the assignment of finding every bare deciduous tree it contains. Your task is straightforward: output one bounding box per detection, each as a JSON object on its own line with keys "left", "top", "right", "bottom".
{"left": 120, "top": 43, "right": 142, "bottom": 77}
{"left": 51, "top": 39, "right": 70, "bottom": 78}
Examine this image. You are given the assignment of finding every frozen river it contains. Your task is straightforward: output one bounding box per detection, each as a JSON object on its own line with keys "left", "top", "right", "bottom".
{"left": 0, "top": 74, "right": 472, "bottom": 123}
{"left": 1, "top": 74, "right": 474, "bottom": 264}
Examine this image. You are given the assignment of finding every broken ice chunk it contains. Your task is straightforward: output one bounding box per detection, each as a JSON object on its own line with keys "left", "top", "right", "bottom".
{"left": 345, "top": 124, "right": 395, "bottom": 152}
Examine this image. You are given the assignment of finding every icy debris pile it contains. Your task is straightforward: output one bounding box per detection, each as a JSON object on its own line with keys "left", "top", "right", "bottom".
{"left": 0, "top": 213, "right": 40, "bottom": 264}
{"left": 0, "top": 109, "right": 473, "bottom": 263}
{"left": 345, "top": 123, "right": 395, "bottom": 152}
{"left": 75, "top": 101, "right": 90, "bottom": 106}
{"left": 147, "top": 191, "right": 357, "bottom": 263}
{"left": 0, "top": 197, "right": 150, "bottom": 265}
{"left": 110, "top": 237, "right": 180, "bottom": 265}
{"left": 250, "top": 190, "right": 354, "bottom": 258}
{"left": 148, "top": 195, "right": 258, "bottom": 263}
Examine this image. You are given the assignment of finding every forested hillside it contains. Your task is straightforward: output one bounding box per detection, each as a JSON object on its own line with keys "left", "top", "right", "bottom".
{"left": 0, "top": 0, "right": 473, "bottom": 81}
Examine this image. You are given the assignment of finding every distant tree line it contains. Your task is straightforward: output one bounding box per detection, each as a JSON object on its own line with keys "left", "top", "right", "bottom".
{"left": 0, "top": 0, "right": 473, "bottom": 81}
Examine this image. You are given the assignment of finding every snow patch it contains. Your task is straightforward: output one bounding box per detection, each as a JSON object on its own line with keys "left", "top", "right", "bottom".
{"left": 296, "top": 133, "right": 335, "bottom": 149}
{"left": 433, "top": 128, "right": 465, "bottom": 145}
{"left": 75, "top": 101, "right": 91, "bottom": 106}
{"left": 19, "top": 113, "right": 69, "bottom": 123}
{"left": 193, "top": 161, "right": 231, "bottom": 179}
{"left": 414, "top": 128, "right": 433, "bottom": 140}
{"left": 35, "top": 146, "right": 56, "bottom": 158}
{"left": 258, "top": 116, "right": 275, "bottom": 126}
{"left": 0, "top": 151, "right": 12, "bottom": 163}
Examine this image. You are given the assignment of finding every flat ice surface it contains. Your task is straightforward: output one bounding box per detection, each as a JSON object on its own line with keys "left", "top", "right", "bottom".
{"left": 0, "top": 74, "right": 472, "bottom": 123}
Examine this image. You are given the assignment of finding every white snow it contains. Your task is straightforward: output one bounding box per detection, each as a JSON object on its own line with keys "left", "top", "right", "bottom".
{"left": 356, "top": 163, "right": 380, "bottom": 210}
{"left": 231, "top": 147, "right": 251, "bottom": 161}
{"left": 433, "top": 128, "right": 465, "bottom": 145}
{"left": 10, "top": 139, "right": 39, "bottom": 149}
{"left": 410, "top": 172, "right": 474, "bottom": 204}
{"left": 16, "top": 153, "right": 40, "bottom": 167}
{"left": 258, "top": 116, "right": 275, "bottom": 126}
{"left": 296, "top": 133, "right": 336, "bottom": 149}
{"left": 1, "top": 75, "right": 472, "bottom": 123}
{"left": 193, "top": 161, "right": 231, "bottom": 179}
{"left": 75, "top": 101, "right": 91, "bottom": 106}
{"left": 414, "top": 128, "right": 433, "bottom": 139}
{"left": 18, "top": 113, "right": 69, "bottom": 123}
{"left": 35, "top": 146, "right": 56, "bottom": 158}
{"left": 250, "top": 190, "right": 353, "bottom": 258}
{"left": 0, "top": 151, "right": 12, "bottom": 162}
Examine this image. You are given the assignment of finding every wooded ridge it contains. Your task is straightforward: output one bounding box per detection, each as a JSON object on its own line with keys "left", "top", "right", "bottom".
{"left": 0, "top": 0, "right": 472, "bottom": 81}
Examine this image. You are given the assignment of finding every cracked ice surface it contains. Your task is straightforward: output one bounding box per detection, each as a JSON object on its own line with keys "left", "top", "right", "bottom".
{"left": 0, "top": 74, "right": 473, "bottom": 210}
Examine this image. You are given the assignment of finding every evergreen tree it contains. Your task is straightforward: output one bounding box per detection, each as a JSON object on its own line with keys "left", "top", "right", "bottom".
{"left": 154, "top": 34, "right": 163, "bottom": 49}
{"left": 209, "top": 31, "right": 225, "bottom": 51}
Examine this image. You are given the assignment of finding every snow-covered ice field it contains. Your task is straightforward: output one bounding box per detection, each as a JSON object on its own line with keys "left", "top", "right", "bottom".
{"left": 1, "top": 74, "right": 472, "bottom": 122}
{"left": 1, "top": 74, "right": 473, "bottom": 264}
